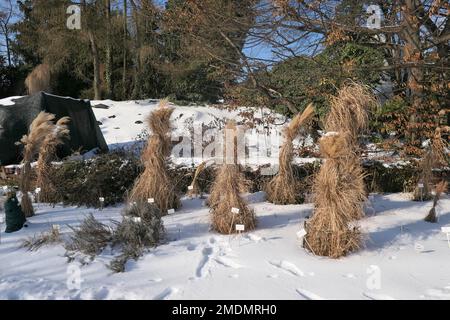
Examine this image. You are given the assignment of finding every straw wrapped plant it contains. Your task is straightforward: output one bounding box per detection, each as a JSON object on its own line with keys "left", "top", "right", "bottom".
{"left": 36, "top": 117, "right": 70, "bottom": 203}
{"left": 209, "top": 121, "right": 256, "bottom": 234}
{"left": 303, "top": 83, "right": 375, "bottom": 258}
{"left": 424, "top": 180, "right": 448, "bottom": 223}
{"left": 265, "top": 104, "right": 315, "bottom": 204}
{"left": 129, "top": 100, "right": 180, "bottom": 214}
{"left": 413, "top": 127, "right": 448, "bottom": 201}
{"left": 18, "top": 112, "right": 57, "bottom": 217}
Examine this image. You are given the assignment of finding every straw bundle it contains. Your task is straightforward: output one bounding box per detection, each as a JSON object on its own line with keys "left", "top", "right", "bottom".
{"left": 129, "top": 100, "right": 180, "bottom": 214}
{"left": 36, "top": 117, "right": 70, "bottom": 203}
{"left": 424, "top": 180, "right": 448, "bottom": 223}
{"left": 325, "top": 83, "right": 375, "bottom": 143}
{"left": 304, "top": 83, "right": 375, "bottom": 258}
{"left": 18, "top": 112, "right": 57, "bottom": 217}
{"left": 209, "top": 121, "right": 256, "bottom": 234}
{"left": 266, "top": 104, "right": 315, "bottom": 204}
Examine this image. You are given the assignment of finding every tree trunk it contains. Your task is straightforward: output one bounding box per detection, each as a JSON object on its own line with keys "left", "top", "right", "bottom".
{"left": 105, "top": 0, "right": 113, "bottom": 99}
{"left": 88, "top": 31, "right": 102, "bottom": 100}
{"left": 122, "top": 0, "right": 128, "bottom": 99}
{"left": 130, "top": 1, "right": 142, "bottom": 99}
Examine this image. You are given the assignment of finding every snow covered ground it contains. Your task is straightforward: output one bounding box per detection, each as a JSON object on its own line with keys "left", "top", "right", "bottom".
{"left": 1, "top": 192, "right": 449, "bottom": 300}
{"left": 1, "top": 97, "right": 449, "bottom": 300}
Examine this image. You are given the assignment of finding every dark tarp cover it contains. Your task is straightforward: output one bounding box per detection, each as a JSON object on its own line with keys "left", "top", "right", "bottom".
{"left": 0, "top": 92, "right": 108, "bottom": 165}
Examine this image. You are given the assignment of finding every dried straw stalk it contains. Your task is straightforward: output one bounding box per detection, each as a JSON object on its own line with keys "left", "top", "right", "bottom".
{"left": 129, "top": 100, "right": 180, "bottom": 214}
{"left": 36, "top": 117, "right": 70, "bottom": 203}
{"left": 209, "top": 121, "right": 256, "bottom": 234}
{"left": 187, "top": 161, "right": 207, "bottom": 198}
{"left": 266, "top": 104, "right": 314, "bottom": 204}
{"left": 18, "top": 112, "right": 57, "bottom": 217}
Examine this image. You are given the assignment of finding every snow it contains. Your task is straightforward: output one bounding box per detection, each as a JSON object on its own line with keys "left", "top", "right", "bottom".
{"left": 1, "top": 192, "right": 450, "bottom": 300}
{"left": 90, "top": 99, "right": 298, "bottom": 167}
{"left": 0, "top": 96, "right": 22, "bottom": 106}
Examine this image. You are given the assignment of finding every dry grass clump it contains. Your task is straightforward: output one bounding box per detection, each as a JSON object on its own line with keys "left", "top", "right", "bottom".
{"left": 304, "top": 83, "right": 375, "bottom": 258}
{"left": 21, "top": 226, "right": 61, "bottom": 251}
{"left": 18, "top": 112, "right": 58, "bottom": 217}
{"left": 25, "top": 63, "right": 51, "bottom": 94}
{"left": 36, "top": 117, "right": 70, "bottom": 203}
{"left": 65, "top": 204, "right": 164, "bottom": 273}
{"left": 129, "top": 100, "right": 180, "bottom": 214}
{"left": 109, "top": 202, "right": 164, "bottom": 272}
{"left": 413, "top": 127, "right": 448, "bottom": 201}
{"left": 209, "top": 121, "right": 256, "bottom": 234}
{"left": 424, "top": 180, "right": 448, "bottom": 223}
{"left": 65, "top": 214, "right": 113, "bottom": 256}
{"left": 266, "top": 104, "right": 314, "bottom": 204}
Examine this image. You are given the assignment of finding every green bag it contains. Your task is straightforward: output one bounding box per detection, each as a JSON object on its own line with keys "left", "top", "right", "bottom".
{"left": 5, "top": 195, "right": 26, "bottom": 233}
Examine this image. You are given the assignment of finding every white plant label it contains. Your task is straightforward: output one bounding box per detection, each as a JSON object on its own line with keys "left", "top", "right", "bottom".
{"left": 236, "top": 224, "right": 245, "bottom": 232}
{"left": 133, "top": 217, "right": 142, "bottom": 223}
{"left": 231, "top": 207, "right": 240, "bottom": 214}
{"left": 168, "top": 209, "right": 175, "bottom": 215}
{"left": 148, "top": 198, "right": 155, "bottom": 204}
{"left": 297, "top": 229, "right": 307, "bottom": 239}
{"left": 35, "top": 188, "right": 41, "bottom": 193}
{"left": 418, "top": 183, "right": 424, "bottom": 188}
{"left": 188, "top": 185, "right": 194, "bottom": 190}
{"left": 99, "top": 197, "right": 105, "bottom": 202}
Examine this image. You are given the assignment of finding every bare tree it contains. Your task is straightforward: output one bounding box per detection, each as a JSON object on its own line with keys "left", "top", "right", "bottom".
{"left": 0, "top": 0, "right": 14, "bottom": 66}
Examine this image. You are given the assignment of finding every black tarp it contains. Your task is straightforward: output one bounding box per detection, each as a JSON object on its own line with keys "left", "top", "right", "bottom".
{"left": 0, "top": 92, "right": 108, "bottom": 165}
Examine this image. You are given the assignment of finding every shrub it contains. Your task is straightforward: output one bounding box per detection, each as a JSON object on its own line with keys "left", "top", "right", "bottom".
{"left": 50, "top": 151, "right": 140, "bottom": 208}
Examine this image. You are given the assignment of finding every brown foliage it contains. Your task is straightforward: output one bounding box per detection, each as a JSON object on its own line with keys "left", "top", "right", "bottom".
{"left": 25, "top": 64, "right": 51, "bottom": 94}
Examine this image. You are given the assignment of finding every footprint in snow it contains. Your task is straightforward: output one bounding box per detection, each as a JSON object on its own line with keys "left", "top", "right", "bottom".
{"left": 269, "top": 260, "right": 305, "bottom": 277}
{"left": 296, "top": 288, "right": 324, "bottom": 300}
{"left": 154, "top": 287, "right": 179, "bottom": 300}
{"left": 363, "top": 292, "right": 395, "bottom": 300}
{"left": 195, "top": 247, "right": 213, "bottom": 278}
{"left": 214, "top": 256, "right": 243, "bottom": 269}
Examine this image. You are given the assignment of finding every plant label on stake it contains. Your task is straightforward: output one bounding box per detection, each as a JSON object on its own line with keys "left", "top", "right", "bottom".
{"left": 35, "top": 187, "right": 41, "bottom": 204}
{"left": 188, "top": 185, "right": 194, "bottom": 191}
{"left": 231, "top": 207, "right": 240, "bottom": 214}
{"left": 418, "top": 183, "right": 424, "bottom": 201}
{"left": 168, "top": 209, "right": 175, "bottom": 215}
{"left": 442, "top": 226, "right": 450, "bottom": 248}
{"left": 236, "top": 224, "right": 245, "bottom": 232}
{"left": 297, "top": 228, "right": 307, "bottom": 240}
{"left": 99, "top": 197, "right": 105, "bottom": 211}
{"left": 148, "top": 198, "right": 155, "bottom": 204}
{"left": 133, "top": 217, "right": 142, "bottom": 223}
